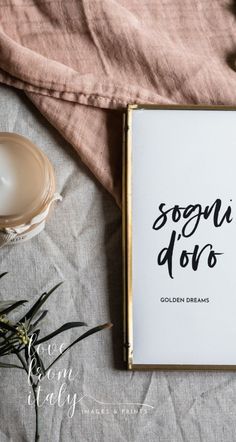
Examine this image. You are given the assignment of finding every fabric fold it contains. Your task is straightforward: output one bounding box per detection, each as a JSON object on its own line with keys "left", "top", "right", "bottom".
{"left": 0, "top": 0, "right": 236, "bottom": 203}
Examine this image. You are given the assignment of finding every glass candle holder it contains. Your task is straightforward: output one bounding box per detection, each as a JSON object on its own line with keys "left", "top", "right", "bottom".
{"left": 0, "top": 132, "right": 62, "bottom": 247}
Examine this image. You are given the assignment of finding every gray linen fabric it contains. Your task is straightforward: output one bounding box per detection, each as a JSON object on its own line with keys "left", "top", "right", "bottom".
{"left": 0, "top": 85, "right": 235, "bottom": 442}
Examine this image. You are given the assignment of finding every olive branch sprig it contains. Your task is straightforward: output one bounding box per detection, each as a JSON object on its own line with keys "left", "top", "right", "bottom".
{"left": 0, "top": 272, "right": 112, "bottom": 442}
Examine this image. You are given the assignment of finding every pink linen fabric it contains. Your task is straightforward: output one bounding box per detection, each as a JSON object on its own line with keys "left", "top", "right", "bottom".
{"left": 1, "top": 0, "right": 236, "bottom": 204}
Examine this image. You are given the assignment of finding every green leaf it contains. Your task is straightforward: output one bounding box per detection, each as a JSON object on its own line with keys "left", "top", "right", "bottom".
{"left": 0, "top": 321, "right": 17, "bottom": 334}
{"left": 30, "top": 330, "right": 40, "bottom": 342}
{"left": 45, "top": 323, "right": 112, "bottom": 372}
{"left": 0, "top": 336, "right": 19, "bottom": 350}
{"left": 0, "top": 300, "right": 27, "bottom": 316}
{"left": 0, "top": 272, "right": 8, "bottom": 280}
{"left": 24, "top": 346, "right": 29, "bottom": 364}
{"left": 36, "top": 321, "right": 87, "bottom": 344}
{"left": 0, "top": 301, "right": 17, "bottom": 309}
{"left": 35, "top": 351, "right": 45, "bottom": 376}
{"left": 30, "top": 310, "right": 48, "bottom": 330}
{"left": 0, "top": 333, "right": 21, "bottom": 357}
{"left": 0, "top": 361, "right": 23, "bottom": 369}
{"left": 20, "top": 282, "right": 63, "bottom": 324}
{"left": 0, "top": 346, "right": 17, "bottom": 356}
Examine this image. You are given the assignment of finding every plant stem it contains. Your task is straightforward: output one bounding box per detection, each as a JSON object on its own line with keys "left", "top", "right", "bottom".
{"left": 1, "top": 335, "right": 40, "bottom": 441}
{"left": 32, "top": 384, "right": 39, "bottom": 442}
{"left": 15, "top": 351, "right": 40, "bottom": 441}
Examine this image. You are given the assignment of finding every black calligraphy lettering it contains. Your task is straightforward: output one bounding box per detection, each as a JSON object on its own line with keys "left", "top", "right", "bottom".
{"left": 152, "top": 199, "right": 230, "bottom": 278}
{"left": 180, "top": 250, "right": 189, "bottom": 268}
{"left": 152, "top": 203, "right": 172, "bottom": 231}
{"left": 157, "top": 230, "right": 176, "bottom": 279}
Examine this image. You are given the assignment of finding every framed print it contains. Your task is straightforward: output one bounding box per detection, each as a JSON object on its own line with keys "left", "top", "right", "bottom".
{"left": 123, "top": 104, "right": 236, "bottom": 370}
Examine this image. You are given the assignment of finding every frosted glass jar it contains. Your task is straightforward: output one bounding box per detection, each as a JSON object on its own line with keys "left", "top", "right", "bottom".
{"left": 0, "top": 133, "right": 61, "bottom": 247}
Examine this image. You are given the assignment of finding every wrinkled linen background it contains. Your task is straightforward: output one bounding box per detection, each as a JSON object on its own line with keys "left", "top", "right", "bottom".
{"left": 1, "top": 1, "right": 236, "bottom": 441}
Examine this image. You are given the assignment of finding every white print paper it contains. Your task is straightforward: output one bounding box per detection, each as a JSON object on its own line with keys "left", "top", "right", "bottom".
{"left": 131, "top": 108, "right": 236, "bottom": 366}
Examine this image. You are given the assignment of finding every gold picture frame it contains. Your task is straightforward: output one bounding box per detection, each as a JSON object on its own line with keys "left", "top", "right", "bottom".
{"left": 123, "top": 104, "right": 236, "bottom": 371}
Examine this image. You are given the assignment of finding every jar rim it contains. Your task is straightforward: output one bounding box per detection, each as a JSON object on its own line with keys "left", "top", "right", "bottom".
{"left": 0, "top": 132, "right": 55, "bottom": 228}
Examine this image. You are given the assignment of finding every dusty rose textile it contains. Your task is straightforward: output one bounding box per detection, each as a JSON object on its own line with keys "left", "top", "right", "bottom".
{"left": 1, "top": 1, "right": 236, "bottom": 204}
